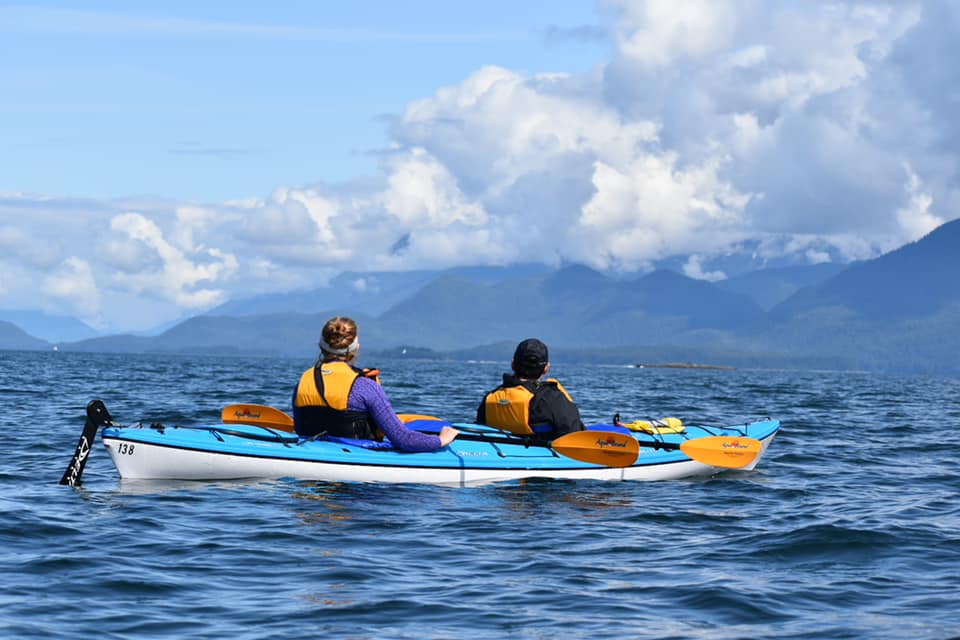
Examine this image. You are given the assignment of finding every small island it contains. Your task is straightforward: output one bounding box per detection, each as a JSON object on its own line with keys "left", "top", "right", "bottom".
{"left": 634, "top": 362, "right": 735, "bottom": 370}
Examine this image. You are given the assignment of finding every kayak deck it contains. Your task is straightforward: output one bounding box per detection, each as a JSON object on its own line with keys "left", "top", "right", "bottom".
{"left": 100, "top": 419, "right": 780, "bottom": 486}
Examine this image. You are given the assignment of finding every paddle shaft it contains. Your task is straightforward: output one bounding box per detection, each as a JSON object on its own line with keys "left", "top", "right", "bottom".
{"left": 422, "top": 423, "right": 680, "bottom": 452}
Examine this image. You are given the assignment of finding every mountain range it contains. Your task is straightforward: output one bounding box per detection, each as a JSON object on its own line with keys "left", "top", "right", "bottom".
{"left": 3, "top": 219, "right": 959, "bottom": 375}
{"left": 0, "top": 310, "right": 98, "bottom": 343}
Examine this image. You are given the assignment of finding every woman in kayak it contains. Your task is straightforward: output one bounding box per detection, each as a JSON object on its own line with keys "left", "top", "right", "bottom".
{"left": 293, "top": 316, "right": 458, "bottom": 452}
{"left": 477, "top": 338, "right": 584, "bottom": 438}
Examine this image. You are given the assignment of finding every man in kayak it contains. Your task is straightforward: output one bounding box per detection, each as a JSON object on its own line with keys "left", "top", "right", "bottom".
{"left": 476, "top": 338, "right": 584, "bottom": 438}
{"left": 293, "top": 316, "right": 459, "bottom": 452}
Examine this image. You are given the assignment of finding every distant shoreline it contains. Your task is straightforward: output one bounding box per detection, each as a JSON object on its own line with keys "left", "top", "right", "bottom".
{"left": 634, "top": 362, "right": 735, "bottom": 370}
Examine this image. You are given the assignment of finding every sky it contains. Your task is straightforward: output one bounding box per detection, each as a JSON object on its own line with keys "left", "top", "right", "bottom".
{"left": 2, "top": 0, "right": 958, "bottom": 332}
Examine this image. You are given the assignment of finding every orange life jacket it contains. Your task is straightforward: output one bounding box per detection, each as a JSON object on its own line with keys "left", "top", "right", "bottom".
{"left": 482, "top": 378, "right": 573, "bottom": 435}
{"left": 293, "top": 361, "right": 381, "bottom": 439}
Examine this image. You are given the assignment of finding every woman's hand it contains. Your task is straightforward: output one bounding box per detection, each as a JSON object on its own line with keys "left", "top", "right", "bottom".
{"left": 438, "top": 426, "right": 460, "bottom": 447}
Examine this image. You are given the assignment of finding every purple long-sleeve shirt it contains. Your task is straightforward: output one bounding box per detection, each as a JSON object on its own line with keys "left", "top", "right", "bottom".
{"left": 346, "top": 377, "right": 443, "bottom": 452}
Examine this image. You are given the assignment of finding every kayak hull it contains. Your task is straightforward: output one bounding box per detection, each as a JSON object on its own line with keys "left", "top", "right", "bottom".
{"left": 100, "top": 419, "right": 780, "bottom": 486}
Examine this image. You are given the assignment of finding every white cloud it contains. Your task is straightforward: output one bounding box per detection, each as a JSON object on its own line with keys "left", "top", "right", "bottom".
{"left": 109, "top": 212, "right": 237, "bottom": 308}
{"left": 384, "top": 148, "right": 487, "bottom": 227}
{"left": 397, "top": 65, "right": 660, "bottom": 195}
{"left": 0, "top": 226, "right": 63, "bottom": 269}
{"left": 575, "top": 152, "right": 751, "bottom": 270}
{"left": 600, "top": 0, "right": 936, "bottom": 255}
{"left": 896, "top": 164, "right": 944, "bottom": 244}
{"left": 610, "top": 0, "right": 739, "bottom": 68}
{"left": 44, "top": 257, "right": 101, "bottom": 317}
{"left": 4, "top": 1, "right": 960, "bottom": 330}
{"left": 235, "top": 187, "right": 355, "bottom": 265}
{"left": 805, "top": 248, "right": 832, "bottom": 265}
{"left": 682, "top": 254, "right": 726, "bottom": 282}
{"left": 172, "top": 206, "right": 223, "bottom": 252}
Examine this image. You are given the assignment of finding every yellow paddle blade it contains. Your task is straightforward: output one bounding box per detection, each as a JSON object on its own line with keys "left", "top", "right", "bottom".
{"left": 551, "top": 430, "right": 640, "bottom": 467}
{"left": 679, "top": 436, "right": 761, "bottom": 469}
{"left": 221, "top": 404, "right": 295, "bottom": 432}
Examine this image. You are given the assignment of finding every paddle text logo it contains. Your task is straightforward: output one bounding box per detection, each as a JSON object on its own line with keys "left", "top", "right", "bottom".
{"left": 722, "top": 440, "right": 750, "bottom": 449}
{"left": 595, "top": 436, "right": 628, "bottom": 449}
{"left": 235, "top": 410, "right": 262, "bottom": 419}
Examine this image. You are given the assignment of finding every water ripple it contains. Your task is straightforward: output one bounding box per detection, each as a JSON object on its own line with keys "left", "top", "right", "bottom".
{"left": 1, "top": 352, "right": 959, "bottom": 638}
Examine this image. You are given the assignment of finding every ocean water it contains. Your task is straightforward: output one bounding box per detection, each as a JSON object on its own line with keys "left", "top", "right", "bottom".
{"left": 1, "top": 350, "right": 959, "bottom": 639}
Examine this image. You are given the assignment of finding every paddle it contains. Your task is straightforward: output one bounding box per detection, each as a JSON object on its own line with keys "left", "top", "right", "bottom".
{"left": 60, "top": 399, "right": 113, "bottom": 487}
{"left": 589, "top": 424, "right": 760, "bottom": 468}
{"left": 406, "top": 416, "right": 760, "bottom": 469}
{"left": 582, "top": 429, "right": 760, "bottom": 469}
{"left": 404, "top": 419, "right": 639, "bottom": 467}
{"left": 415, "top": 418, "right": 758, "bottom": 469}
{"left": 221, "top": 404, "right": 295, "bottom": 432}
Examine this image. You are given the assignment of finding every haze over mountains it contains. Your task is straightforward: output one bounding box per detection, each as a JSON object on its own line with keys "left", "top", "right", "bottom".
{"left": 0, "top": 310, "right": 98, "bottom": 343}
{"left": 2, "top": 219, "right": 959, "bottom": 375}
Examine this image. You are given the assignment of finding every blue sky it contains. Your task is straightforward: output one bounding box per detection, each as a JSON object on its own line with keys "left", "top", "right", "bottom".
{"left": 2, "top": 1, "right": 607, "bottom": 199}
{"left": 2, "top": 1, "right": 958, "bottom": 332}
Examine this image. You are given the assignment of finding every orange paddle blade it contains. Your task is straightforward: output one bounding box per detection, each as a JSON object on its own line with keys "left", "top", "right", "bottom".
{"left": 221, "top": 404, "right": 295, "bottom": 432}
{"left": 679, "top": 436, "right": 761, "bottom": 468}
{"left": 551, "top": 430, "right": 640, "bottom": 467}
{"left": 398, "top": 413, "right": 443, "bottom": 423}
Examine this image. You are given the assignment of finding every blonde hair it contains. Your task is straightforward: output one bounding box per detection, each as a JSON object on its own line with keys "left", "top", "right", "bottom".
{"left": 320, "top": 316, "right": 358, "bottom": 361}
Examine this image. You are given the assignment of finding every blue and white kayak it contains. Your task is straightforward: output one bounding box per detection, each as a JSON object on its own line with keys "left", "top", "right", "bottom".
{"left": 70, "top": 402, "right": 780, "bottom": 487}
